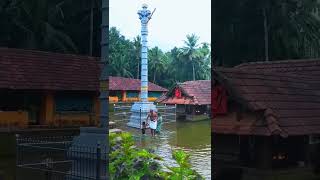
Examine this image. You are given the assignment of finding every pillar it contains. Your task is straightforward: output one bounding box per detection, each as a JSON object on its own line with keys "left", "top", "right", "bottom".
{"left": 93, "top": 94, "right": 100, "bottom": 126}
{"left": 42, "top": 91, "right": 54, "bottom": 125}
{"left": 121, "top": 91, "right": 127, "bottom": 102}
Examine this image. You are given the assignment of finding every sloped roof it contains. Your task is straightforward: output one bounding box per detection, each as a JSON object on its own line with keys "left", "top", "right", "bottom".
{"left": 0, "top": 47, "right": 168, "bottom": 92}
{"left": 0, "top": 47, "right": 100, "bottom": 91}
{"left": 213, "top": 59, "right": 320, "bottom": 137}
{"left": 109, "top": 76, "right": 168, "bottom": 92}
{"left": 158, "top": 80, "right": 211, "bottom": 105}
{"left": 236, "top": 59, "right": 320, "bottom": 76}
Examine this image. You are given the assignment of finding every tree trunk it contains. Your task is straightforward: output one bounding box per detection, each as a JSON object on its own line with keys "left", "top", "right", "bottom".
{"left": 89, "top": 0, "right": 94, "bottom": 56}
{"left": 137, "top": 60, "right": 140, "bottom": 79}
{"left": 192, "top": 63, "right": 195, "bottom": 81}
{"left": 263, "top": 8, "right": 269, "bottom": 61}
{"left": 153, "top": 70, "right": 156, "bottom": 83}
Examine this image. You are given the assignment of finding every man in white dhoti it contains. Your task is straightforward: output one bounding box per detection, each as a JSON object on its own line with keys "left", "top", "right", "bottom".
{"left": 146, "top": 109, "right": 157, "bottom": 137}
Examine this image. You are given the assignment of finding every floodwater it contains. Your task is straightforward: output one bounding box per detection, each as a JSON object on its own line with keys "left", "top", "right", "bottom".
{"left": 115, "top": 119, "right": 212, "bottom": 180}
{"left": 1, "top": 119, "right": 211, "bottom": 180}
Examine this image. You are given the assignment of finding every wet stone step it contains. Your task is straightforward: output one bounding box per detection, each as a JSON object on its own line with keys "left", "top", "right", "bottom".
{"left": 109, "top": 121, "right": 116, "bottom": 128}
{"left": 109, "top": 128, "right": 122, "bottom": 134}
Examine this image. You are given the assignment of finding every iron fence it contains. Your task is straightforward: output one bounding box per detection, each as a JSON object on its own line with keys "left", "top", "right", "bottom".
{"left": 16, "top": 135, "right": 107, "bottom": 180}
{"left": 112, "top": 102, "right": 176, "bottom": 124}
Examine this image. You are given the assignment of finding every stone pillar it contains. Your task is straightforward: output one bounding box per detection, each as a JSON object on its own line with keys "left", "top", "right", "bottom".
{"left": 139, "top": 4, "right": 151, "bottom": 102}
{"left": 121, "top": 91, "right": 126, "bottom": 102}
{"left": 128, "top": 4, "right": 157, "bottom": 129}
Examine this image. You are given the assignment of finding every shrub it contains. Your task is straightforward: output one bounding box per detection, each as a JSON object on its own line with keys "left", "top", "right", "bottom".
{"left": 109, "top": 132, "right": 204, "bottom": 180}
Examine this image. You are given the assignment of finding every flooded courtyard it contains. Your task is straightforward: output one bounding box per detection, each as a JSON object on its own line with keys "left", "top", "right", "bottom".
{"left": 113, "top": 118, "right": 211, "bottom": 180}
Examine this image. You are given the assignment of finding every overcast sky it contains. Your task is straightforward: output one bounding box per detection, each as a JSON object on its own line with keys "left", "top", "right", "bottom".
{"left": 109, "top": 0, "right": 211, "bottom": 52}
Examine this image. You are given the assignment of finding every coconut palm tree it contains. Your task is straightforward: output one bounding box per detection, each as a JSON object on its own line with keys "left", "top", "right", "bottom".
{"left": 9, "top": 0, "right": 78, "bottom": 52}
{"left": 213, "top": 0, "right": 320, "bottom": 67}
{"left": 180, "top": 34, "right": 202, "bottom": 81}
{"left": 148, "top": 46, "right": 167, "bottom": 83}
{"left": 133, "top": 35, "right": 141, "bottom": 79}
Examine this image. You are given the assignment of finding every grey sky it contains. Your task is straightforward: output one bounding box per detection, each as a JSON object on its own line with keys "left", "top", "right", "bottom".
{"left": 109, "top": 0, "right": 211, "bottom": 52}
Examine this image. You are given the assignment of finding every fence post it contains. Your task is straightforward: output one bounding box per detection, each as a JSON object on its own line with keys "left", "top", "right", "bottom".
{"left": 15, "top": 134, "right": 20, "bottom": 166}
{"left": 96, "top": 142, "right": 101, "bottom": 180}
{"left": 140, "top": 106, "right": 142, "bottom": 129}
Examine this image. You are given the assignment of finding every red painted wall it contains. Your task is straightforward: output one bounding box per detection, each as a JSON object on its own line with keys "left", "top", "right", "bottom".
{"left": 212, "top": 85, "right": 228, "bottom": 117}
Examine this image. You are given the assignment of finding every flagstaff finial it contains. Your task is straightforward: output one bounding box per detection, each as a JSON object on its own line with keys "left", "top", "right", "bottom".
{"left": 142, "top": 3, "right": 148, "bottom": 9}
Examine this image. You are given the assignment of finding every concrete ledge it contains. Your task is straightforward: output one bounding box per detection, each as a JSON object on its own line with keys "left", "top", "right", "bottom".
{"left": 80, "top": 127, "right": 108, "bottom": 134}
{"left": 109, "top": 129, "right": 122, "bottom": 134}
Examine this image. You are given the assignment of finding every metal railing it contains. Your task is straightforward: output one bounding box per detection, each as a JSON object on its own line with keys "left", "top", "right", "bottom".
{"left": 111, "top": 103, "right": 176, "bottom": 123}
{"left": 16, "top": 135, "right": 107, "bottom": 180}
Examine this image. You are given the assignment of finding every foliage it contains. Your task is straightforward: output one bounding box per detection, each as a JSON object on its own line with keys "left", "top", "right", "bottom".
{"left": 164, "top": 150, "right": 204, "bottom": 180}
{"left": 108, "top": 27, "right": 211, "bottom": 89}
{"left": 0, "top": 1, "right": 210, "bottom": 88}
{"left": 0, "top": 0, "right": 101, "bottom": 56}
{"left": 213, "top": 0, "right": 320, "bottom": 67}
{"left": 109, "top": 132, "right": 204, "bottom": 180}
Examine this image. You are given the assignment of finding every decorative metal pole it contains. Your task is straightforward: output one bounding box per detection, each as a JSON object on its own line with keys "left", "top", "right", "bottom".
{"left": 127, "top": 4, "right": 157, "bottom": 128}
{"left": 138, "top": 4, "right": 152, "bottom": 102}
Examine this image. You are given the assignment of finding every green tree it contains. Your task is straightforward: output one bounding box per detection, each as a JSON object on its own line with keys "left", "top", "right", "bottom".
{"left": 107, "top": 27, "right": 210, "bottom": 88}
{"left": 109, "top": 27, "right": 134, "bottom": 77}
{"left": 213, "top": 0, "right": 320, "bottom": 67}
{"left": 180, "top": 34, "right": 203, "bottom": 81}
{"left": 10, "top": 0, "right": 77, "bottom": 52}
{"left": 133, "top": 36, "right": 141, "bottom": 79}
{"left": 148, "top": 46, "right": 168, "bottom": 84}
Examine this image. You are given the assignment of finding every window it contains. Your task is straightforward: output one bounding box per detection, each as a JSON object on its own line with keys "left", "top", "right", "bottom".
{"left": 55, "top": 93, "right": 93, "bottom": 112}
{"left": 127, "top": 91, "right": 139, "bottom": 98}
{"left": 149, "top": 91, "right": 162, "bottom": 98}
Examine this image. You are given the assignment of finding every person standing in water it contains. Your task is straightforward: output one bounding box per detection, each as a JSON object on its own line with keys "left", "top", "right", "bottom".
{"left": 156, "top": 113, "right": 163, "bottom": 134}
{"left": 146, "top": 109, "right": 157, "bottom": 137}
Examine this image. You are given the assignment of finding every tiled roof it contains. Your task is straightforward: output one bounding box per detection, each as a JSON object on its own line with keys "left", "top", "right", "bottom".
{"left": 109, "top": 76, "right": 168, "bottom": 92}
{"left": 236, "top": 59, "right": 320, "bottom": 76}
{"left": 0, "top": 48, "right": 168, "bottom": 92}
{"left": 158, "top": 80, "right": 211, "bottom": 105}
{"left": 0, "top": 47, "right": 100, "bottom": 91}
{"left": 213, "top": 59, "right": 320, "bottom": 136}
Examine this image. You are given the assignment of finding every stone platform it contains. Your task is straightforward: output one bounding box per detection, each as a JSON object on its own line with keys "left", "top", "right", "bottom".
{"left": 127, "top": 101, "right": 157, "bottom": 129}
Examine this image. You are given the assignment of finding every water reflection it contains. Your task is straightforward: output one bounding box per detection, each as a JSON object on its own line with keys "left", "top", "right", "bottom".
{"left": 117, "top": 120, "right": 211, "bottom": 180}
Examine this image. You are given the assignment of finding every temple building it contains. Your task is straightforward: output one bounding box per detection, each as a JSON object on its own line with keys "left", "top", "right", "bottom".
{"left": 0, "top": 47, "right": 168, "bottom": 129}
{"left": 157, "top": 80, "right": 211, "bottom": 121}
{"left": 0, "top": 47, "right": 101, "bottom": 128}
{"left": 213, "top": 59, "right": 320, "bottom": 179}
{"left": 109, "top": 76, "right": 168, "bottom": 103}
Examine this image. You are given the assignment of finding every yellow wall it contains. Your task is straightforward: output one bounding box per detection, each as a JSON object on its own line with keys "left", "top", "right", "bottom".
{"left": 0, "top": 92, "right": 101, "bottom": 128}
{"left": 109, "top": 96, "right": 119, "bottom": 103}
{"left": 52, "top": 95, "right": 100, "bottom": 127}
{"left": 0, "top": 111, "right": 28, "bottom": 128}
{"left": 54, "top": 113, "right": 93, "bottom": 127}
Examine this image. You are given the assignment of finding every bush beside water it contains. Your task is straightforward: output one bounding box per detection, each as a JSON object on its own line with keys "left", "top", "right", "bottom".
{"left": 109, "top": 132, "right": 205, "bottom": 180}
